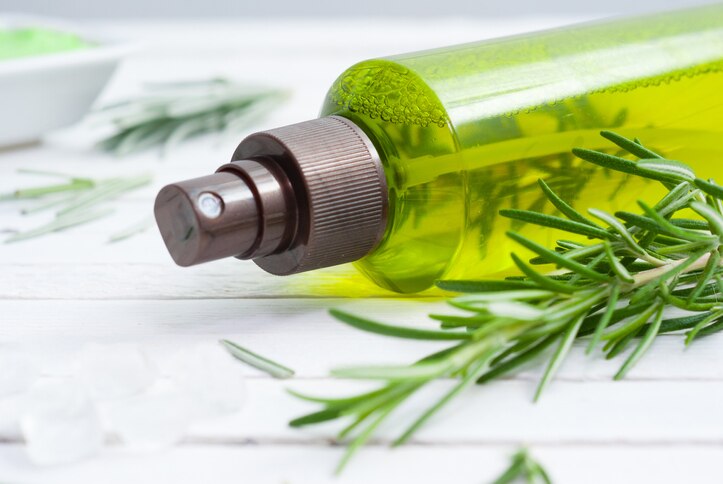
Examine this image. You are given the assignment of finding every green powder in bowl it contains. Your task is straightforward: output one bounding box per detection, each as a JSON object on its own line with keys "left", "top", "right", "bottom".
{"left": 0, "top": 27, "right": 93, "bottom": 60}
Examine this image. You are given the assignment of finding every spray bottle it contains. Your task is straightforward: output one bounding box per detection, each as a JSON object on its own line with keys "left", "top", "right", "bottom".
{"left": 154, "top": 5, "right": 723, "bottom": 293}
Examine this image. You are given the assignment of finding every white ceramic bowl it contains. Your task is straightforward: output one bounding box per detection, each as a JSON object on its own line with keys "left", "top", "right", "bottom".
{"left": 0, "top": 16, "right": 133, "bottom": 147}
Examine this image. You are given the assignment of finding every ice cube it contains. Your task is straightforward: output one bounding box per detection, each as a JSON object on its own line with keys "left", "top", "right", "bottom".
{"left": 77, "top": 343, "right": 157, "bottom": 400}
{"left": 20, "top": 380, "right": 104, "bottom": 466}
{"left": 107, "top": 386, "right": 193, "bottom": 452}
{"left": 170, "top": 344, "right": 247, "bottom": 419}
{"left": 0, "top": 393, "right": 25, "bottom": 437}
{"left": 0, "top": 349, "right": 39, "bottom": 397}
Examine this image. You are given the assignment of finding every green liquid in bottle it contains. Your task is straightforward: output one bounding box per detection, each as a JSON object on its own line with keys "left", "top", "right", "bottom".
{"left": 321, "top": 5, "right": 723, "bottom": 293}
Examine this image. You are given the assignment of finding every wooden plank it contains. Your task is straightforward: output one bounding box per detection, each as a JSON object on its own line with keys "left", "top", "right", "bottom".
{"left": 2, "top": 378, "right": 723, "bottom": 445}
{"left": 1, "top": 299, "right": 721, "bottom": 381}
{"left": 0, "top": 441, "right": 720, "bottom": 484}
{"left": 181, "top": 378, "right": 723, "bottom": 443}
{"left": 0, "top": 442, "right": 719, "bottom": 484}
{"left": 0, "top": 262, "right": 436, "bottom": 298}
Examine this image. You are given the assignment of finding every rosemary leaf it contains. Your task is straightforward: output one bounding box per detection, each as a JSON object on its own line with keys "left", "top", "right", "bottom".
{"left": 2, "top": 170, "right": 154, "bottom": 243}
{"left": 221, "top": 339, "right": 295, "bottom": 379}
{"left": 393, "top": 345, "right": 498, "bottom": 446}
{"left": 506, "top": 231, "right": 610, "bottom": 282}
{"left": 108, "top": 217, "right": 154, "bottom": 243}
{"left": 500, "top": 208, "right": 613, "bottom": 239}
{"left": 330, "top": 309, "right": 471, "bottom": 341}
{"left": 4, "top": 208, "right": 114, "bottom": 243}
{"left": 685, "top": 309, "right": 723, "bottom": 345}
{"left": 436, "top": 279, "right": 538, "bottom": 292}
{"left": 534, "top": 312, "right": 585, "bottom": 402}
{"left": 572, "top": 148, "right": 688, "bottom": 184}
{"left": 537, "top": 178, "right": 600, "bottom": 227}
{"left": 478, "top": 334, "right": 559, "bottom": 384}
{"left": 685, "top": 250, "right": 721, "bottom": 304}
{"left": 21, "top": 192, "right": 82, "bottom": 215}
{"left": 510, "top": 253, "right": 581, "bottom": 294}
{"left": 602, "top": 303, "right": 660, "bottom": 342}
{"left": 600, "top": 130, "right": 662, "bottom": 159}
{"left": 586, "top": 282, "right": 620, "bottom": 354}
{"left": 335, "top": 402, "right": 400, "bottom": 475}
{"left": 93, "top": 79, "right": 288, "bottom": 156}
{"left": 614, "top": 305, "right": 664, "bottom": 379}
{"left": 492, "top": 448, "right": 553, "bottom": 484}
{"left": 695, "top": 178, "right": 723, "bottom": 199}
{"left": 57, "top": 174, "right": 152, "bottom": 216}
{"left": 11, "top": 178, "right": 94, "bottom": 199}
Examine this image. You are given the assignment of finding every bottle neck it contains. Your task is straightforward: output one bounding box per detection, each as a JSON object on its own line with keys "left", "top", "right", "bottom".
{"left": 154, "top": 116, "right": 389, "bottom": 275}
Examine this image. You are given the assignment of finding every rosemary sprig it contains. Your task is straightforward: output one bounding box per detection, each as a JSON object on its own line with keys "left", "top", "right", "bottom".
{"left": 1, "top": 171, "right": 152, "bottom": 243}
{"left": 4, "top": 208, "right": 115, "bottom": 243}
{"left": 92, "top": 79, "right": 288, "bottom": 156}
{"left": 290, "top": 131, "right": 723, "bottom": 471}
{"left": 492, "top": 448, "right": 552, "bottom": 484}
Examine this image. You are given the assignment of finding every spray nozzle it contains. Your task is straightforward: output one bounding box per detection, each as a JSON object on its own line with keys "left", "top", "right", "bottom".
{"left": 154, "top": 159, "right": 294, "bottom": 267}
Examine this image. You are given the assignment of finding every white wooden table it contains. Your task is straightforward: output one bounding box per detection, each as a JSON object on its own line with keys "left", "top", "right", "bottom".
{"left": 2, "top": 17, "right": 723, "bottom": 483}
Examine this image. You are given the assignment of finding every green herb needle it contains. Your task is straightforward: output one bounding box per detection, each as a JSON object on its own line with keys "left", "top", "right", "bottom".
{"left": 4, "top": 207, "right": 115, "bottom": 243}
{"left": 491, "top": 448, "right": 552, "bottom": 484}
{"left": 2, "top": 171, "right": 153, "bottom": 243}
{"left": 221, "top": 339, "right": 295, "bottom": 379}
{"left": 108, "top": 216, "right": 154, "bottom": 243}
{"left": 92, "top": 79, "right": 289, "bottom": 156}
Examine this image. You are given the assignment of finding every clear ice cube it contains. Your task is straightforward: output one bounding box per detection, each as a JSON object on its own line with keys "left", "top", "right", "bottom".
{"left": 77, "top": 343, "right": 157, "bottom": 400}
{"left": 107, "top": 386, "right": 193, "bottom": 452}
{"left": 0, "top": 349, "right": 39, "bottom": 397}
{"left": 0, "top": 393, "right": 25, "bottom": 437}
{"left": 170, "top": 344, "right": 247, "bottom": 419}
{"left": 20, "top": 380, "right": 104, "bottom": 466}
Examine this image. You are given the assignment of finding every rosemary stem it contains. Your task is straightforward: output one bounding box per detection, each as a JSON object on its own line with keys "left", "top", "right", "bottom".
{"left": 628, "top": 251, "right": 717, "bottom": 289}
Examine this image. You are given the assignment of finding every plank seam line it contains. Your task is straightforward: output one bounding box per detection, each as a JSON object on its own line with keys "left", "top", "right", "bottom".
{"left": 3, "top": 437, "right": 723, "bottom": 448}
{"left": 20, "top": 374, "right": 723, "bottom": 383}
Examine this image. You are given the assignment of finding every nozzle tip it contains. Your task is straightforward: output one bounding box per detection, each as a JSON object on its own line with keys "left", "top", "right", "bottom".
{"left": 154, "top": 172, "right": 260, "bottom": 267}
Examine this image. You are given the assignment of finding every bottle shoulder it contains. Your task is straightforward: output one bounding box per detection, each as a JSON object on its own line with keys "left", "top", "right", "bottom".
{"left": 320, "top": 58, "right": 448, "bottom": 130}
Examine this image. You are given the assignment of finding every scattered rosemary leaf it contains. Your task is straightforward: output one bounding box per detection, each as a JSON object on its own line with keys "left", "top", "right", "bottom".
{"left": 1, "top": 170, "right": 153, "bottom": 243}
{"left": 4, "top": 207, "right": 114, "bottom": 243}
{"left": 21, "top": 192, "right": 82, "bottom": 215}
{"left": 10, "top": 178, "right": 95, "bottom": 199}
{"left": 492, "top": 448, "right": 552, "bottom": 484}
{"left": 220, "top": 339, "right": 295, "bottom": 379}
{"left": 108, "top": 216, "right": 154, "bottom": 243}
{"left": 92, "top": 79, "right": 289, "bottom": 156}
{"left": 0, "top": 178, "right": 94, "bottom": 201}
{"left": 57, "top": 173, "right": 153, "bottom": 216}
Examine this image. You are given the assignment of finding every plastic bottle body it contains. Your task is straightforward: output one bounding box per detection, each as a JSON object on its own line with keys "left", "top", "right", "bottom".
{"left": 320, "top": 5, "right": 723, "bottom": 293}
